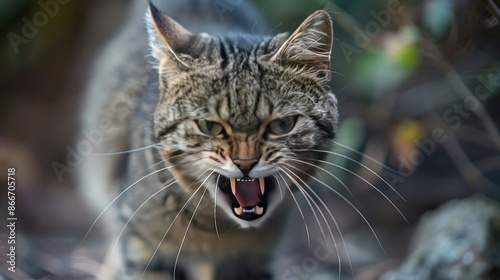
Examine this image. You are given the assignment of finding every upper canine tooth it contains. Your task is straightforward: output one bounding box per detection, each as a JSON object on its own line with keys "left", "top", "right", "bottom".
{"left": 255, "top": 206, "right": 264, "bottom": 215}
{"left": 230, "top": 178, "right": 236, "bottom": 195}
{"left": 259, "top": 177, "right": 265, "bottom": 194}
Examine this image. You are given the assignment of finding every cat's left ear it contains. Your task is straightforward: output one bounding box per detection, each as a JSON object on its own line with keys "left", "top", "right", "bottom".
{"left": 265, "top": 10, "right": 333, "bottom": 81}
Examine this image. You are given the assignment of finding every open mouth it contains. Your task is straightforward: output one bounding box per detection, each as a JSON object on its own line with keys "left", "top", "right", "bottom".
{"left": 217, "top": 175, "right": 275, "bottom": 221}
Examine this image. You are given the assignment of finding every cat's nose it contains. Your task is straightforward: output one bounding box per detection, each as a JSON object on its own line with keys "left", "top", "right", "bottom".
{"left": 233, "top": 159, "right": 259, "bottom": 176}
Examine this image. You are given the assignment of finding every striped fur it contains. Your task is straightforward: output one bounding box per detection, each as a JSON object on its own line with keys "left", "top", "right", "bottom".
{"left": 82, "top": 1, "right": 337, "bottom": 279}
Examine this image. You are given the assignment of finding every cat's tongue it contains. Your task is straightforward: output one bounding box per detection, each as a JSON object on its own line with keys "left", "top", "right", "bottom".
{"left": 231, "top": 178, "right": 261, "bottom": 207}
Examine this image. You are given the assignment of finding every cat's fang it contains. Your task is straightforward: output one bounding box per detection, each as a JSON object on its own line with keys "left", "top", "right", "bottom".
{"left": 259, "top": 177, "right": 265, "bottom": 194}
{"left": 234, "top": 206, "right": 243, "bottom": 215}
{"left": 255, "top": 206, "right": 264, "bottom": 215}
{"left": 230, "top": 177, "right": 236, "bottom": 195}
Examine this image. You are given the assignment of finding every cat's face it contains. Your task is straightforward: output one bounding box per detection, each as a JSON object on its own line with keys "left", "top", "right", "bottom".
{"left": 148, "top": 5, "right": 337, "bottom": 228}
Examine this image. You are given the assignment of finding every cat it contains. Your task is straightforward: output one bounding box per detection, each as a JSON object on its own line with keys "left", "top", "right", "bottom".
{"left": 80, "top": 0, "right": 337, "bottom": 279}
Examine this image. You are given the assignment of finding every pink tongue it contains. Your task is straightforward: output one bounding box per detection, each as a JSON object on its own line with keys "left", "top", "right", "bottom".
{"left": 234, "top": 180, "right": 261, "bottom": 207}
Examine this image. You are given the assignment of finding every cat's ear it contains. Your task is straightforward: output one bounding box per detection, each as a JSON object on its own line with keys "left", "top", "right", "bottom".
{"left": 265, "top": 10, "right": 333, "bottom": 81}
{"left": 146, "top": 2, "right": 193, "bottom": 66}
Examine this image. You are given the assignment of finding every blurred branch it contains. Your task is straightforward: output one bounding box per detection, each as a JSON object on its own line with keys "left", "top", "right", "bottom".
{"left": 406, "top": 13, "right": 500, "bottom": 150}
{"left": 456, "top": 125, "right": 499, "bottom": 150}
{"left": 428, "top": 113, "right": 500, "bottom": 195}
{"left": 473, "top": 155, "right": 500, "bottom": 175}
{"left": 486, "top": 0, "right": 500, "bottom": 19}
{"left": 444, "top": 68, "right": 500, "bottom": 150}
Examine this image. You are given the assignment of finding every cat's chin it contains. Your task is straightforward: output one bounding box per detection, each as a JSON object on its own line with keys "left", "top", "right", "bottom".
{"left": 213, "top": 174, "right": 278, "bottom": 226}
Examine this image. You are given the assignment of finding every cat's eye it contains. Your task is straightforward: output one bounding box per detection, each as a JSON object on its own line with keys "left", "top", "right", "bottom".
{"left": 197, "top": 120, "right": 224, "bottom": 136}
{"left": 267, "top": 116, "right": 297, "bottom": 135}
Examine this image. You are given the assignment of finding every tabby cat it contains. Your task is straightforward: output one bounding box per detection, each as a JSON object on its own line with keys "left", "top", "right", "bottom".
{"left": 80, "top": 0, "right": 337, "bottom": 279}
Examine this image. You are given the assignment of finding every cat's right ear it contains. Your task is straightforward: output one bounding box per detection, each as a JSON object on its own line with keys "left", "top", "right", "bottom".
{"left": 146, "top": 1, "right": 193, "bottom": 67}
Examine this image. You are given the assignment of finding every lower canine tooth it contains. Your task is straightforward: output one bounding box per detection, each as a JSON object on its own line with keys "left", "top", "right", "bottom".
{"left": 234, "top": 206, "right": 243, "bottom": 215}
{"left": 259, "top": 177, "right": 265, "bottom": 194}
{"left": 255, "top": 206, "right": 263, "bottom": 215}
{"left": 230, "top": 178, "right": 236, "bottom": 195}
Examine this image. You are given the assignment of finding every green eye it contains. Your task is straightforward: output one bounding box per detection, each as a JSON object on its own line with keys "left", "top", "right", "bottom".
{"left": 268, "top": 116, "right": 297, "bottom": 135}
{"left": 197, "top": 120, "right": 224, "bottom": 136}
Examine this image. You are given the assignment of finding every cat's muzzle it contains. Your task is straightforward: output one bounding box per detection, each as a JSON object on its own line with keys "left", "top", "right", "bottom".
{"left": 217, "top": 175, "right": 275, "bottom": 221}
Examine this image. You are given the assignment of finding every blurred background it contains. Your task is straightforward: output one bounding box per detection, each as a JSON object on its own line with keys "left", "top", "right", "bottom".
{"left": 1, "top": 0, "right": 499, "bottom": 279}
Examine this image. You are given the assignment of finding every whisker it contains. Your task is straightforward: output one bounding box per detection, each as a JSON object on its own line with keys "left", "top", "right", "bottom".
{"left": 90, "top": 143, "right": 160, "bottom": 156}
{"left": 276, "top": 172, "right": 311, "bottom": 247}
{"left": 280, "top": 165, "right": 343, "bottom": 277}
{"left": 214, "top": 174, "right": 221, "bottom": 240}
{"left": 142, "top": 170, "right": 215, "bottom": 278}
{"left": 286, "top": 160, "right": 385, "bottom": 252}
{"left": 331, "top": 140, "right": 400, "bottom": 174}
{"left": 109, "top": 177, "right": 178, "bottom": 256}
{"left": 272, "top": 174, "right": 284, "bottom": 200}
{"left": 302, "top": 158, "right": 408, "bottom": 223}
{"left": 82, "top": 167, "right": 169, "bottom": 243}
{"left": 135, "top": 159, "right": 165, "bottom": 176}
{"left": 173, "top": 185, "right": 209, "bottom": 280}
{"left": 278, "top": 167, "right": 328, "bottom": 241}
{"left": 81, "top": 157, "right": 207, "bottom": 243}
{"left": 296, "top": 148, "right": 406, "bottom": 201}
{"left": 288, "top": 152, "right": 353, "bottom": 196}
{"left": 283, "top": 163, "right": 354, "bottom": 276}
{"left": 134, "top": 151, "right": 195, "bottom": 176}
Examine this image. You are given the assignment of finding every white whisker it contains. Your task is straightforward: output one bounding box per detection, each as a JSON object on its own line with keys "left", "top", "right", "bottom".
{"left": 214, "top": 174, "right": 221, "bottom": 240}
{"left": 331, "top": 140, "right": 399, "bottom": 173}
{"left": 110, "top": 178, "right": 178, "bottom": 256}
{"left": 142, "top": 170, "right": 215, "bottom": 278}
{"left": 272, "top": 175, "right": 284, "bottom": 200}
{"left": 288, "top": 153, "right": 353, "bottom": 196}
{"left": 276, "top": 172, "right": 311, "bottom": 247}
{"left": 173, "top": 187, "right": 209, "bottom": 280}
{"left": 135, "top": 159, "right": 166, "bottom": 176}
{"left": 286, "top": 160, "right": 386, "bottom": 252}
{"left": 284, "top": 163, "right": 354, "bottom": 276}
{"left": 279, "top": 167, "right": 327, "bottom": 241}
{"left": 281, "top": 165, "right": 344, "bottom": 277}
{"left": 81, "top": 157, "right": 206, "bottom": 243}
{"left": 134, "top": 151, "right": 194, "bottom": 176}
{"left": 303, "top": 158, "right": 408, "bottom": 223}
{"left": 90, "top": 143, "right": 160, "bottom": 156}
{"left": 82, "top": 166, "right": 169, "bottom": 242}
{"left": 296, "top": 148, "right": 406, "bottom": 201}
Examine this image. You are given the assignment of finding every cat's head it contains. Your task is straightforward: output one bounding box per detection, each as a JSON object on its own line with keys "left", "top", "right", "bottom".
{"left": 147, "top": 4, "right": 337, "bottom": 228}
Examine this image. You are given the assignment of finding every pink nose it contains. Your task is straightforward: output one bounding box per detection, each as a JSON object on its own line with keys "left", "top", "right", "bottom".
{"left": 233, "top": 159, "right": 259, "bottom": 175}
